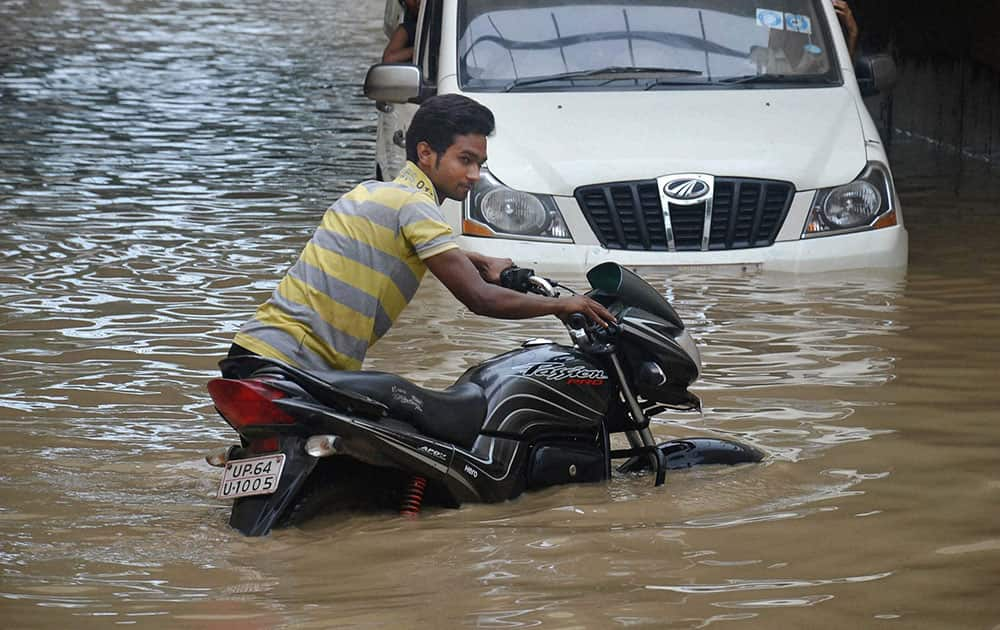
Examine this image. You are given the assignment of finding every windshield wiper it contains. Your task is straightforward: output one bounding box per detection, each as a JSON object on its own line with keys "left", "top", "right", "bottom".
{"left": 717, "top": 73, "right": 836, "bottom": 86}
{"left": 504, "top": 66, "right": 703, "bottom": 92}
{"left": 644, "top": 77, "right": 712, "bottom": 90}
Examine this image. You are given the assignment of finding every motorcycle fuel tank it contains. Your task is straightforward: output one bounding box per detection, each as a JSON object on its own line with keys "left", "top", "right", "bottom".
{"left": 456, "top": 344, "right": 611, "bottom": 438}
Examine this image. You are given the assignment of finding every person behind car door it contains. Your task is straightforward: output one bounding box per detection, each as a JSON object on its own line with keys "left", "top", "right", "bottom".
{"left": 382, "top": 0, "right": 421, "bottom": 63}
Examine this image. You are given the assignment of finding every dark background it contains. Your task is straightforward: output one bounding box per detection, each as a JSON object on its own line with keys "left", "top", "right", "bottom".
{"left": 853, "top": 0, "right": 1000, "bottom": 167}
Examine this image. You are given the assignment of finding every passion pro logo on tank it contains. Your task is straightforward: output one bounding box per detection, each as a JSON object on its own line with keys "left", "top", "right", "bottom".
{"left": 516, "top": 362, "right": 608, "bottom": 386}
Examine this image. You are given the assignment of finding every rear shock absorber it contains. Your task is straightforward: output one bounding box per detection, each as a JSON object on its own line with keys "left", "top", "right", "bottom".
{"left": 399, "top": 475, "right": 427, "bottom": 518}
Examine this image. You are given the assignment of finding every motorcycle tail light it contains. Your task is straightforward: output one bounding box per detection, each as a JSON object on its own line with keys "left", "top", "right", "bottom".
{"left": 207, "top": 378, "right": 296, "bottom": 429}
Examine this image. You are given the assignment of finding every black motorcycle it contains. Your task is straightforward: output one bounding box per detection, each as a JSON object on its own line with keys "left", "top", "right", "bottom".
{"left": 205, "top": 262, "right": 763, "bottom": 536}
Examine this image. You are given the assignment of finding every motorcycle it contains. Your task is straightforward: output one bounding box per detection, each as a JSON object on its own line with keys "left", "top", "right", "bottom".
{"left": 205, "top": 262, "right": 763, "bottom": 536}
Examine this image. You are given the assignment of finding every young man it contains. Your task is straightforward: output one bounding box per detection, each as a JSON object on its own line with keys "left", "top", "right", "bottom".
{"left": 230, "top": 94, "right": 614, "bottom": 373}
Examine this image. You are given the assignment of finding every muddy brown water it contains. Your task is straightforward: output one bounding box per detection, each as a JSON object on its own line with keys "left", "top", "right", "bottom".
{"left": 1, "top": 1, "right": 999, "bottom": 628}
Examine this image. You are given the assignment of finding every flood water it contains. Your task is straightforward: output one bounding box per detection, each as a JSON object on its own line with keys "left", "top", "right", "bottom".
{"left": 1, "top": 1, "right": 999, "bottom": 628}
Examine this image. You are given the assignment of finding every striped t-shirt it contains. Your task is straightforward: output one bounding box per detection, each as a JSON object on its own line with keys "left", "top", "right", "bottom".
{"left": 233, "top": 161, "right": 458, "bottom": 371}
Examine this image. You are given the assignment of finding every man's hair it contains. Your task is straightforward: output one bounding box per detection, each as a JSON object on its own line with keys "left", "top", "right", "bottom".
{"left": 405, "top": 94, "right": 495, "bottom": 163}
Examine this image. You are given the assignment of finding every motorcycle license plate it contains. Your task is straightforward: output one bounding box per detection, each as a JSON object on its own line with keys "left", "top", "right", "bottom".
{"left": 217, "top": 454, "right": 285, "bottom": 500}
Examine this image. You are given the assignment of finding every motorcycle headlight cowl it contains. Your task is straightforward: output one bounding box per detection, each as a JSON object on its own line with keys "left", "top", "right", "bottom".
{"left": 803, "top": 163, "right": 898, "bottom": 237}
{"left": 464, "top": 169, "right": 573, "bottom": 242}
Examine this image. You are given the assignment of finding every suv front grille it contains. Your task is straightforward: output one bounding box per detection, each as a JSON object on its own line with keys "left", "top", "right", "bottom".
{"left": 575, "top": 178, "right": 794, "bottom": 251}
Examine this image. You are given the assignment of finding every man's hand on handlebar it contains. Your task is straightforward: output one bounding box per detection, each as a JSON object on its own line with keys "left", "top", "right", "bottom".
{"left": 497, "top": 264, "right": 615, "bottom": 327}
{"left": 557, "top": 295, "right": 616, "bottom": 329}
{"left": 468, "top": 252, "right": 514, "bottom": 285}
{"left": 499, "top": 266, "right": 537, "bottom": 293}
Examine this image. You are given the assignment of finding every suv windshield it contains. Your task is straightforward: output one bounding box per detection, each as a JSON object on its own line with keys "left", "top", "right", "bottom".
{"left": 457, "top": 0, "right": 840, "bottom": 91}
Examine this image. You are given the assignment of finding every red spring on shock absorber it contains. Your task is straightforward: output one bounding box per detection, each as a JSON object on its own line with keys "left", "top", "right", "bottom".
{"left": 399, "top": 475, "right": 427, "bottom": 518}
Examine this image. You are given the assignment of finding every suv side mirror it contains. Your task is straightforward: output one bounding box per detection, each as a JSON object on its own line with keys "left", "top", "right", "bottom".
{"left": 364, "top": 64, "right": 432, "bottom": 103}
{"left": 855, "top": 53, "right": 897, "bottom": 98}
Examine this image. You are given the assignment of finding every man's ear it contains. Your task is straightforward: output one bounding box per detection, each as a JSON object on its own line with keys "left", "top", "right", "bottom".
{"left": 416, "top": 141, "right": 437, "bottom": 169}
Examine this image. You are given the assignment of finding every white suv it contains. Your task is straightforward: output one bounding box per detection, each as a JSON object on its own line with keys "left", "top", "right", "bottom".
{"left": 365, "top": 0, "right": 906, "bottom": 273}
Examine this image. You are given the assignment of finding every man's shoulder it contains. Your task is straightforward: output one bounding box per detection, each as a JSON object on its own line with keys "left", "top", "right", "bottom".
{"left": 338, "top": 178, "right": 427, "bottom": 211}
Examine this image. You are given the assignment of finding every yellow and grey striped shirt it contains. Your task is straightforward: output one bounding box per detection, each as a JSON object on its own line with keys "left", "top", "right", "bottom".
{"left": 233, "top": 162, "right": 458, "bottom": 371}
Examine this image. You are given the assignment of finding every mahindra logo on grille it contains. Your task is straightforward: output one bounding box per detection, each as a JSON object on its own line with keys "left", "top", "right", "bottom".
{"left": 663, "top": 177, "right": 711, "bottom": 202}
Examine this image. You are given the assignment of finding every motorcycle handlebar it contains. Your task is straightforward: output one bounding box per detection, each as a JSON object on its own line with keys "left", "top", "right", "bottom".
{"left": 567, "top": 311, "right": 619, "bottom": 354}
{"left": 499, "top": 266, "right": 535, "bottom": 293}
{"left": 567, "top": 313, "right": 588, "bottom": 330}
{"left": 499, "top": 266, "right": 556, "bottom": 297}
{"left": 500, "top": 266, "right": 617, "bottom": 350}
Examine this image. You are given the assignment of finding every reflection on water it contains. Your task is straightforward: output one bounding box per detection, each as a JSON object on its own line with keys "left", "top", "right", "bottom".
{"left": 2, "top": 0, "right": 1000, "bottom": 627}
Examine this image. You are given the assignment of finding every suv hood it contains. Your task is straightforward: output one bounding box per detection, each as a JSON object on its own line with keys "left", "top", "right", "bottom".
{"left": 473, "top": 87, "right": 866, "bottom": 196}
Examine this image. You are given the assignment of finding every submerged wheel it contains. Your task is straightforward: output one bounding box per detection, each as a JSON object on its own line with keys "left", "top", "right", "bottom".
{"left": 278, "top": 458, "right": 413, "bottom": 527}
{"left": 279, "top": 463, "right": 345, "bottom": 527}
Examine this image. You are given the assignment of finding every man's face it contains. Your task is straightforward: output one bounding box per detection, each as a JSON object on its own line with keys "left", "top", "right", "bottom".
{"left": 417, "top": 133, "right": 487, "bottom": 202}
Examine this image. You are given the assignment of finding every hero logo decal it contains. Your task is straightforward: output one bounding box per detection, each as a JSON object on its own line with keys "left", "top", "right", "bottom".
{"left": 518, "top": 362, "right": 608, "bottom": 386}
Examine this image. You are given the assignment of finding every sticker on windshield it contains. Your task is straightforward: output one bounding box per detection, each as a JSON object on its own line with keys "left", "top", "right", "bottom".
{"left": 756, "top": 9, "right": 785, "bottom": 30}
{"left": 804, "top": 43, "right": 822, "bottom": 55}
{"left": 785, "top": 14, "right": 813, "bottom": 34}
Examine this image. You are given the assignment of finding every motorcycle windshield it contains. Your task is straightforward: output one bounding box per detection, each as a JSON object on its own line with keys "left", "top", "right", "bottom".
{"left": 586, "top": 263, "right": 684, "bottom": 329}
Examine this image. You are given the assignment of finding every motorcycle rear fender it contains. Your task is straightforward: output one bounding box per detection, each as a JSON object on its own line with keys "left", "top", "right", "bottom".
{"left": 229, "top": 436, "right": 317, "bottom": 536}
{"left": 278, "top": 399, "right": 486, "bottom": 503}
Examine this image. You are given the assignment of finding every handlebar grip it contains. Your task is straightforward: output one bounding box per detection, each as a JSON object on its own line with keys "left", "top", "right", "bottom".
{"left": 499, "top": 266, "right": 535, "bottom": 293}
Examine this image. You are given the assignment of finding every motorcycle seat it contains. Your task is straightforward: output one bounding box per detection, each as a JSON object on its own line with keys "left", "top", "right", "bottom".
{"left": 324, "top": 371, "right": 486, "bottom": 449}
{"left": 220, "top": 355, "right": 390, "bottom": 419}
{"left": 219, "top": 355, "right": 485, "bottom": 449}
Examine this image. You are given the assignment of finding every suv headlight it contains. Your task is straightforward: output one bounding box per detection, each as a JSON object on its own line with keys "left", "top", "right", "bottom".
{"left": 464, "top": 169, "right": 573, "bottom": 242}
{"left": 803, "top": 162, "right": 898, "bottom": 237}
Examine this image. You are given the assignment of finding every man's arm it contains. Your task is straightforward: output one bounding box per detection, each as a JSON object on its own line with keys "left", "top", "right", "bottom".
{"left": 425, "top": 248, "right": 615, "bottom": 326}
{"left": 382, "top": 26, "right": 414, "bottom": 63}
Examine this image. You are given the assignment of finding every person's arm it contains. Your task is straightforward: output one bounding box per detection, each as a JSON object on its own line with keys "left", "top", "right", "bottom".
{"left": 465, "top": 251, "right": 513, "bottom": 284}
{"left": 381, "top": 26, "right": 414, "bottom": 63}
{"left": 425, "top": 248, "right": 616, "bottom": 326}
{"left": 834, "top": 0, "right": 859, "bottom": 59}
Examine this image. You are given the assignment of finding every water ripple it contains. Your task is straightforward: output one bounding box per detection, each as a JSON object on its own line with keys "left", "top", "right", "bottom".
{"left": 2, "top": 0, "right": 996, "bottom": 626}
